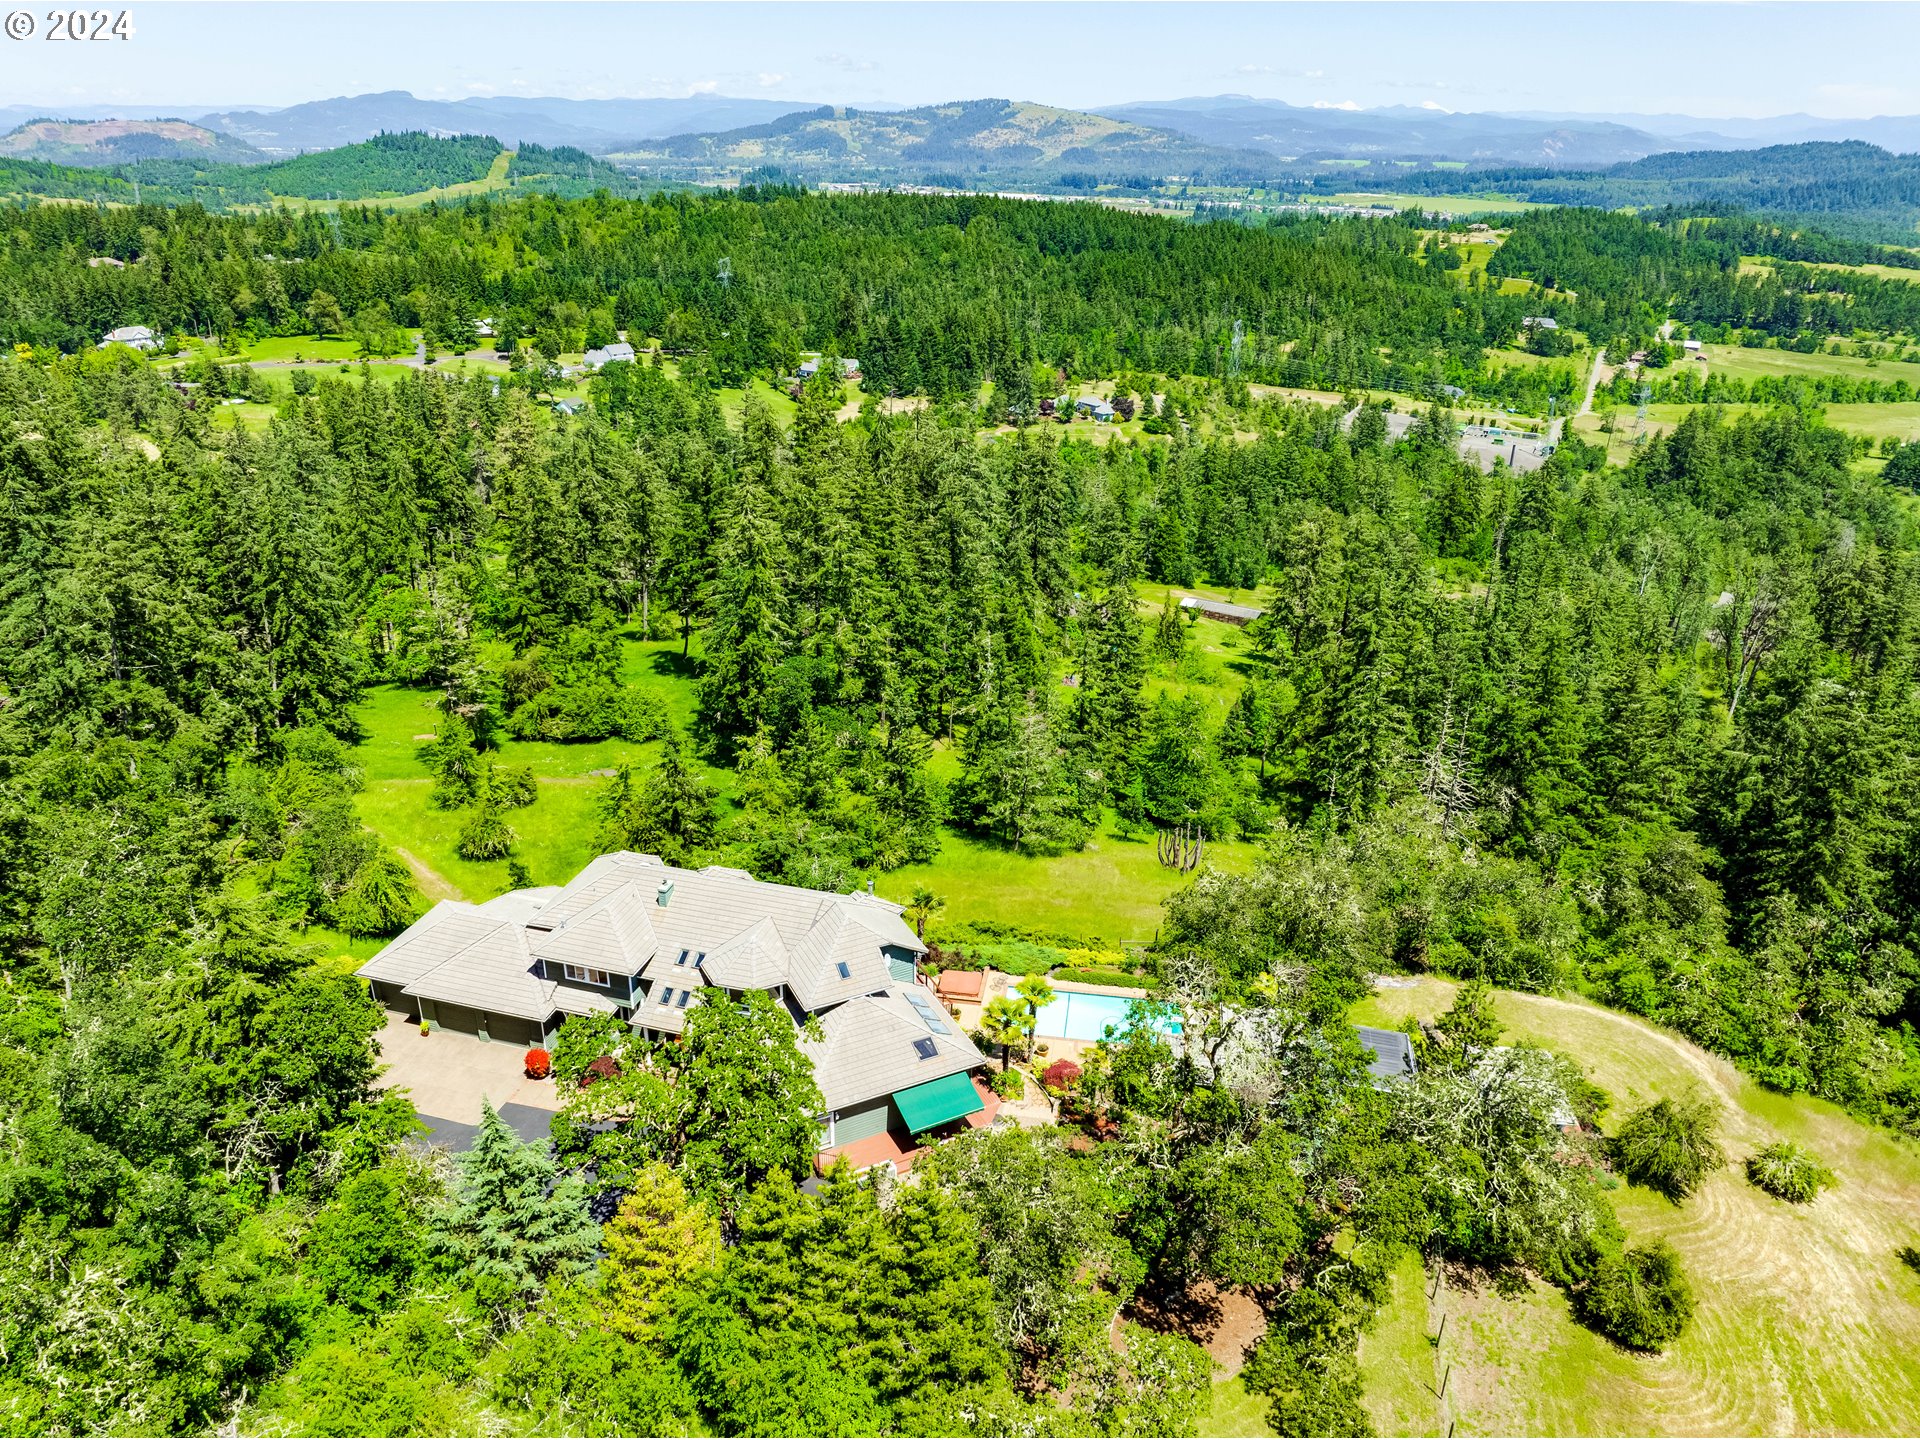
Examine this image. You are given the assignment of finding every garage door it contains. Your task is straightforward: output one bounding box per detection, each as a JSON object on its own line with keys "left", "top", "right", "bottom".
{"left": 430, "top": 1002, "right": 485, "bottom": 1037}
{"left": 487, "top": 1014, "right": 541, "bottom": 1048}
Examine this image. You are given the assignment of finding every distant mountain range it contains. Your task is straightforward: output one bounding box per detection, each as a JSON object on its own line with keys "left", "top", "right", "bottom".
{"left": 0, "top": 92, "right": 822, "bottom": 159}
{"left": 6, "top": 89, "right": 1919, "bottom": 170}
{"left": 610, "top": 99, "right": 1272, "bottom": 183}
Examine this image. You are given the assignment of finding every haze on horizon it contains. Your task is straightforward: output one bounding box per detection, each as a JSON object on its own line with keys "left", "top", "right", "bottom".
{"left": 12, "top": 0, "right": 1920, "bottom": 123}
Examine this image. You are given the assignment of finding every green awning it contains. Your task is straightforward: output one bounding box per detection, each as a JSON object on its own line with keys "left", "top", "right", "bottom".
{"left": 893, "top": 1071, "right": 985, "bottom": 1133}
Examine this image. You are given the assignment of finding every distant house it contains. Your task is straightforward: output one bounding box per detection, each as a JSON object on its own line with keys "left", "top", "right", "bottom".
{"left": 88, "top": 256, "right": 127, "bottom": 269}
{"left": 99, "top": 324, "right": 158, "bottom": 352}
{"left": 838, "top": 357, "right": 860, "bottom": 379}
{"left": 1682, "top": 338, "right": 1703, "bottom": 352}
{"left": 552, "top": 399, "right": 585, "bottom": 416}
{"left": 797, "top": 358, "right": 821, "bottom": 379}
{"left": 1522, "top": 315, "right": 1559, "bottom": 331}
{"left": 583, "top": 341, "right": 636, "bottom": 370}
{"left": 1177, "top": 594, "right": 1264, "bottom": 626}
{"left": 1072, "top": 396, "right": 1115, "bottom": 421}
{"left": 1434, "top": 384, "right": 1466, "bottom": 401}
{"left": 356, "top": 852, "right": 986, "bottom": 1173}
{"left": 1355, "top": 1026, "right": 1419, "bottom": 1083}
{"left": 474, "top": 318, "right": 497, "bottom": 339}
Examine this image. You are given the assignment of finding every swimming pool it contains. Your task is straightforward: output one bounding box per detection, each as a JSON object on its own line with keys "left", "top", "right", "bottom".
{"left": 1032, "top": 989, "right": 1180, "bottom": 1043}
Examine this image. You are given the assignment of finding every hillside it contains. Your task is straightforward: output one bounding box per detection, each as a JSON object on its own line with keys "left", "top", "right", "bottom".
{"left": 612, "top": 98, "right": 1278, "bottom": 184}
{"left": 1098, "top": 94, "right": 1680, "bottom": 167}
{"left": 197, "top": 89, "right": 819, "bottom": 156}
{"left": 0, "top": 132, "right": 639, "bottom": 211}
{"left": 0, "top": 118, "right": 266, "bottom": 167}
{"left": 1363, "top": 141, "right": 1920, "bottom": 243}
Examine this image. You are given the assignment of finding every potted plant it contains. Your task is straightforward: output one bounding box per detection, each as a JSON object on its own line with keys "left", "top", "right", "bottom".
{"left": 419, "top": 1019, "right": 430, "bottom": 1036}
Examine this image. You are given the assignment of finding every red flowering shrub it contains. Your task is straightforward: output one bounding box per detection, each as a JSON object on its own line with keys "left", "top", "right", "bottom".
{"left": 581, "top": 1054, "right": 623, "bottom": 1088}
{"left": 524, "top": 1047, "right": 552, "bottom": 1079}
{"left": 1041, "top": 1059, "right": 1082, "bottom": 1094}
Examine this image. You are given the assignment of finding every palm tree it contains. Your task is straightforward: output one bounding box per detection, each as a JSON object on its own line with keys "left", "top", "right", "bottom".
{"left": 1013, "top": 975, "right": 1055, "bottom": 1054}
{"left": 904, "top": 884, "right": 945, "bottom": 942}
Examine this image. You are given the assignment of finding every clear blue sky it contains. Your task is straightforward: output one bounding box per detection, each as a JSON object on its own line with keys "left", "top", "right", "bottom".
{"left": 10, "top": 2, "right": 1919, "bottom": 119}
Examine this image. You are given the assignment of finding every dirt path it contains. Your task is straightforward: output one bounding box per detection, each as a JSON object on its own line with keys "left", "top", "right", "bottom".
{"left": 395, "top": 845, "right": 462, "bottom": 903}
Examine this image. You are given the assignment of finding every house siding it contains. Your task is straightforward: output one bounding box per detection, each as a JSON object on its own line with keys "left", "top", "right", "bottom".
{"left": 833, "top": 1100, "right": 892, "bottom": 1146}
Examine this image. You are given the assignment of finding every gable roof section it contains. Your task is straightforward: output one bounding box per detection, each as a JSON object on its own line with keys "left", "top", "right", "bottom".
{"left": 699, "top": 915, "right": 790, "bottom": 991}
{"left": 802, "top": 987, "right": 983, "bottom": 1113}
{"left": 529, "top": 880, "right": 659, "bottom": 976}
{"left": 787, "top": 903, "right": 898, "bottom": 1012}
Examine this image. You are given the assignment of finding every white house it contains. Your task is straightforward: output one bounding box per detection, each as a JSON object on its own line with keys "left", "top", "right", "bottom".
{"left": 583, "top": 341, "right": 636, "bottom": 370}
{"left": 99, "top": 325, "right": 159, "bottom": 351}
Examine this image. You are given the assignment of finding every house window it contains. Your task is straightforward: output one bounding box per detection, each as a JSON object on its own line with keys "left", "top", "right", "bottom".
{"left": 676, "top": 948, "right": 690, "bottom": 965}
{"left": 659, "top": 987, "right": 675, "bottom": 1006}
{"left": 676, "top": 991, "right": 691, "bottom": 1009}
{"left": 563, "top": 964, "right": 611, "bottom": 986}
{"left": 694, "top": 950, "right": 707, "bottom": 965}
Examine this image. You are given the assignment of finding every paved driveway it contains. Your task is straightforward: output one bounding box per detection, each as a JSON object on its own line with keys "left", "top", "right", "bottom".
{"left": 372, "top": 1011, "right": 561, "bottom": 1150}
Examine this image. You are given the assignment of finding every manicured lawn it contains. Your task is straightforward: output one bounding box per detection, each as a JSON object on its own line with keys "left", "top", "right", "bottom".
{"left": 1353, "top": 978, "right": 1920, "bottom": 1435}
{"left": 880, "top": 825, "right": 1261, "bottom": 947}
{"left": 715, "top": 377, "right": 800, "bottom": 427}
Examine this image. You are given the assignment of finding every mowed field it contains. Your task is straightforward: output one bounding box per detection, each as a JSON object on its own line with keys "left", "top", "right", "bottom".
{"left": 1352, "top": 978, "right": 1920, "bottom": 1437}
{"left": 1698, "top": 342, "right": 1920, "bottom": 390}
{"left": 1739, "top": 254, "right": 1920, "bottom": 285}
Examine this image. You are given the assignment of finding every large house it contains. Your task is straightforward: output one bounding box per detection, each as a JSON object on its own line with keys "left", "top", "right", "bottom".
{"left": 357, "top": 853, "right": 988, "bottom": 1155}
{"left": 99, "top": 324, "right": 159, "bottom": 351}
{"left": 583, "top": 341, "right": 637, "bottom": 370}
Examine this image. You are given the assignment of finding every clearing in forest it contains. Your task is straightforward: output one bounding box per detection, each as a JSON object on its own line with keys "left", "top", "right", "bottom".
{"left": 1352, "top": 978, "right": 1920, "bottom": 1437}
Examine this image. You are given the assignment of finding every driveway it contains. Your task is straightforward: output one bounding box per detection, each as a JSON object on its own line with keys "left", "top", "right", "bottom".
{"left": 371, "top": 1010, "right": 561, "bottom": 1150}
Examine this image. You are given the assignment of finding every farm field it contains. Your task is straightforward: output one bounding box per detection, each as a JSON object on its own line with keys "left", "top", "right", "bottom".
{"left": 1699, "top": 342, "right": 1920, "bottom": 389}
{"left": 1572, "top": 399, "right": 1920, "bottom": 461}
{"left": 1314, "top": 191, "right": 1548, "bottom": 216}
{"left": 263, "top": 149, "right": 516, "bottom": 212}
{"left": 1352, "top": 978, "right": 1920, "bottom": 1437}
{"left": 1739, "top": 254, "right": 1920, "bottom": 284}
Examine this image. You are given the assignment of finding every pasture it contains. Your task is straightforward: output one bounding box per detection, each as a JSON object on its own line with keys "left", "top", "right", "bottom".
{"left": 1352, "top": 978, "right": 1920, "bottom": 1437}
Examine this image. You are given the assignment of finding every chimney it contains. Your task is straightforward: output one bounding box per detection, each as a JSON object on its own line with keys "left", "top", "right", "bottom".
{"left": 867, "top": 878, "right": 875, "bottom": 895}
{"left": 656, "top": 879, "right": 674, "bottom": 907}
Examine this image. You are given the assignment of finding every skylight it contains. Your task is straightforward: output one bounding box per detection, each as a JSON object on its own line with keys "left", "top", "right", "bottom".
{"left": 836, "top": 961, "right": 851, "bottom": 979}
{"left": 912, "top": 1037, "right": 938, "bottom": 1060}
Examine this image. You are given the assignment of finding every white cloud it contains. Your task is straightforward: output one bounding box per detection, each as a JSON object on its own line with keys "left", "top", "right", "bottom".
{"left": 1235, "top": 63, "right": 1272, "bottom": 75}
{"left": 817, "top": 52, "right": 878, "bottom": 73}
{"left": 1311, "top": 100, "right": 1361, "bottom": 111}
{"left": 688, "top": 80, "right": 719, "bottom": 96}
{"left": 1420, "top": 100, "right": 1452, "bottom": 112}
{"left": 756, "top": 72, "right": 787, "bottom": 89}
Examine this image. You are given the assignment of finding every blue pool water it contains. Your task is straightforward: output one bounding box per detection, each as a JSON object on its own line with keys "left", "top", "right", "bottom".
{"left": 1032, "top": 990, "right": 1180, "bottom": 1043}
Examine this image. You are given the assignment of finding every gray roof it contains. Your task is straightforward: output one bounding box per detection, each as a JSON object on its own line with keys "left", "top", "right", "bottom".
{"left": 802, "top": 987, "right": 983, "bottom": 1113}
{"left": 584, "top": 342, "right": 635, "bottom": 368}
{"left": 1355, "top": 1025, "right": 1419, "bottom": 1082}
{"left": 1178, "top": 594, "right": 1264, "bottom": 622}
{"left": 357, "top": 853, "right": 955, "bottom": 1106}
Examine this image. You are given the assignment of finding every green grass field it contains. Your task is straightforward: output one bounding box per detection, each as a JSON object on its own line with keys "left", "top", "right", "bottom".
{"left": 1352, "top": 978, "right": 1920, "bottom": 1436}
{"left": 1324, "top": 191, "right": 1546, "bottom": 216}
{"left": 1740, "top": 254, "right": 1920, "bottom": 285}
{"left": 1203, "top": 1376, "right": 1277, "bottom": 1438}
{"left": 345, "top": 626, "right": 1264, "bottom": 945}
{"left": 264, "top": 151, "right": 515, "bottom": 213}
{"left": 1701, "top": 342, "right": 1920, "bottom": 390}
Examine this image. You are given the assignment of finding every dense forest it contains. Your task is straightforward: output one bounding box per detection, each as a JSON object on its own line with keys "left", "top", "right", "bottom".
{"left": 2, "top": 189, "right": 1918, "bottom": 1434}
{"left": 0, "top": 186, "right": 1536, "bottom": 396}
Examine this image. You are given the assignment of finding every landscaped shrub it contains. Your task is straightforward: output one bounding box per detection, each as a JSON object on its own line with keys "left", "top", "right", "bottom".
{"left": 1611, "top": 1090, "right": 1726, "bottom": 1199}
{"left": 1052, "top": 966, "right": 1139, "bottom": 988}
{"left": 1577, "top": 1240, "right": 1694, "bottom": 1351}
{"left": 1041, "top": 1059, "right": 1082, "bottom": 1094}
{"left": 1744, "top": 1141, "right": 1835, "bottom": 1203}
{"left": 493, "top": 764, "right": 538, "bottom": 809}
{"left": 456, "top": 805, "right": 517, "bottom": 860}
{"left": 988, "top": 1068, "right": 1025, "bottom": 1100}
{"left": 582, "top": 1054, "right": 623, "bottom": 1088}
{"left": 507, "top": 682, "right": 664, "bottom": 743}
{"left": 524, "top": 1047, "right": 552, "bottom": 1079}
